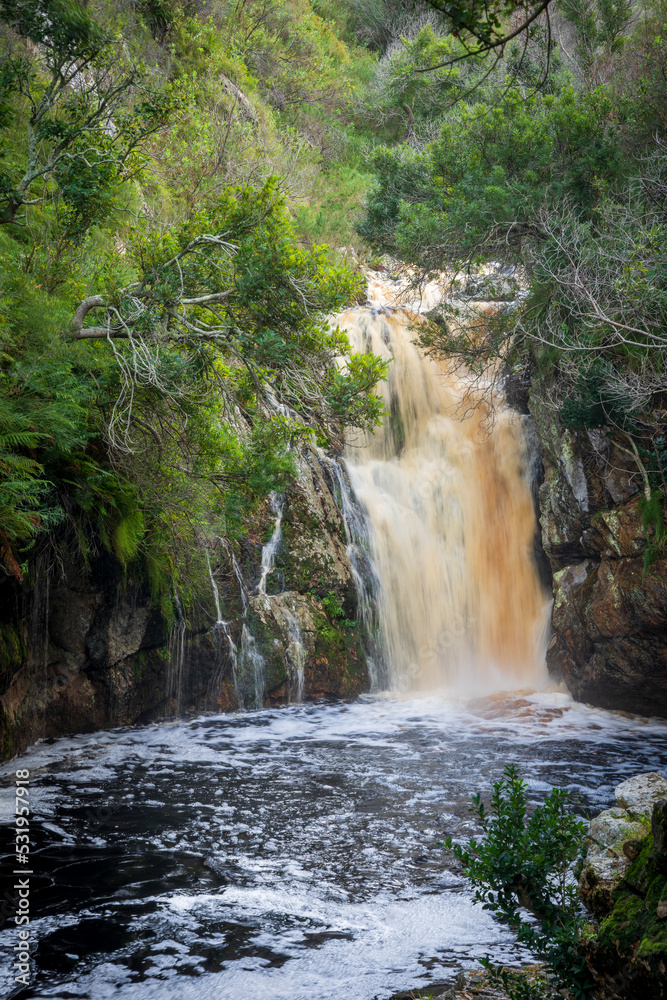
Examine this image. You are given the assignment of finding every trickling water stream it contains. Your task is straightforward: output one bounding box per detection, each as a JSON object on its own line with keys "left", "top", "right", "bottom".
{"left": 257, "top": 494, "right": 285, "bottom": 597}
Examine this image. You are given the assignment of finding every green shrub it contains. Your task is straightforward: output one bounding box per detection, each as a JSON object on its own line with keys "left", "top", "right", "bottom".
{"left": 444, "top": 765, "right": 593, "bottom": 999}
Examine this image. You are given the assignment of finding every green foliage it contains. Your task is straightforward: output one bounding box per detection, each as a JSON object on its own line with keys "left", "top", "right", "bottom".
{"left": 359, "top": 84, "right": 620, "bottom": 267}
{"left": 445, "top": 765, "right": 593, "bottom": 998}
{"left": 559, "top": 0, "right": 632, "bottom": 72}
{"left": 357, "top": 6, "right": 667, "bottom": 484}
{"left": 0, "top": 0, "right": 389, "bottom": 622}
{"left": 293, "top": 165, "right": 374, "bottom": 250}
{"left": 559, "top": 358, "right": 633, "bottom": 431}
{"left": 322, "top": 590, "right": 357, "bottom": 628}
{"left": 639, "top": 489, "right": 666, "bottom": 575}
{"left": 325, "top": 350, "right": 389, "bottom": 432}
{"left": 479, "top": 962, "right": 551, "bottom": 1000}
{"left": 0, "top": 621, "right": 26, "bottom": 682}
{"left": 0, "top": 0, "right": 173, "bottom": 228}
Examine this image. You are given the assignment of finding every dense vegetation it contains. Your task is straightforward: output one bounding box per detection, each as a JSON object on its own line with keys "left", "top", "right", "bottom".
{"left": 1, "top": 1, "right": 665, "bottom": 989}
{"left": 446, "top": 766, "right": 592, "bottom": 999}
{"left": 0, "top": 0, "right": 387, "bottom": 616}
{"left": 1, "top": 0, "right": 666, "bottom": 609}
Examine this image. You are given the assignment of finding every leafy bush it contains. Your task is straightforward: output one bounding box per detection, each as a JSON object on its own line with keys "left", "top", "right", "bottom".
{"left": 444, "top": 765, "right": 593, "bottom": 999}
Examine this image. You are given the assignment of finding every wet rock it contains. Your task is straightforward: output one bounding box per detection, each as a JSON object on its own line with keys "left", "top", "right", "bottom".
{"left": 1, "top": 435, "right": 373, "bottom": 754}
{"left": 530, "top": 377, "right": 667, "bottom": 716}
{"left": 456, "top": 969, "right": 486, "bottom": 988}
{"left": 461, "top": 273, "right": 520, "bottom": 302}
{"left": 583, "top": 795, "right": 667, "bottom": 999}
{"left": 579, "top": 807, "right": 647, "bottom": 917}
{"left": 275, "top": 446, "right": 354, "bottom": 601}
{"left": 580, "top": 774, "right": 667, "bottom": 996}
{"left": 244, "top": 590, "right": 368, "bottom": 704}
{"left": 624, "top": 839, "right": 643, "bottom": 861}
{"left": 653, "top": 800, "right": 667, "bottom": 860}
{"left": 579, "top": 774, "right": 664, "bottom": 918}
{"left": 616, "top": 773, "right": 667, "bottom": 818}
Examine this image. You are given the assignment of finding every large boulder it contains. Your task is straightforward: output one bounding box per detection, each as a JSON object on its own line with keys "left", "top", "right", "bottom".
{"left": 616, "top": 772, "right": 667, "bottom": 818}
{"left": 579, "top": 807, "right": 648, "bottom": 918}
{"left": 581, "top": 773, "right": 667, "bottom": 998}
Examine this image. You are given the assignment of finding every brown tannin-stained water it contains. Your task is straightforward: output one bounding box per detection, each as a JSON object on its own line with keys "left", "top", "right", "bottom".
{"left": 340, "top": 279, "right": 549, "bottom": 694}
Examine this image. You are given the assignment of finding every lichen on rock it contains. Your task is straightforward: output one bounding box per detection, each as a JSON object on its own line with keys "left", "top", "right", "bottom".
{"left": 581, "top": 772, "right": 667, "bottom": 997}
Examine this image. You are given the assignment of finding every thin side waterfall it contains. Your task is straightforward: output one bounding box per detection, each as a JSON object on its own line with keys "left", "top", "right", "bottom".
{"left": 231, "top": 552, "right": 248, "bottom": 612}
{"left": 206, "top": 549, "right": 224, "bottom": 623}
{"left": 319, "top": 452, "right": 382, "bottom": 688}
{"left": 168, "top": 589, "right": 187, "bottom": 713}
{"left": 238, "top": 625, "right": 266, "bottom": 709}
{"left": 280, "top": 604, "right": 306, "bottom": 704}
{"left": 206, "top": 550, "right": 240, "bottom": 699}
{"left": 258, "top": 492, "right": 284, "bottom": 595}
{"left": 339, "top": 291, "right": 550, "bottom": 696}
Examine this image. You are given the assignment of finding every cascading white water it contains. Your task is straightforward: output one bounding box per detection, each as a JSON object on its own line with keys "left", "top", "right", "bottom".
{"left": 338, "top": 281, "right": 550, "bottom": 696}
{"left": 319, "top": 452, "right": 381, "bottom": 686}
{"left": 206, "top": 550, "right": 240, "bottom": 700}
{"left": 238, "top": 624, "right": 266, "bottom": 708}
{"left": 231, "top": 550, "right": 249, "bottom": 611}
{"left": 167, "top": 589, "right": 187, "bottom": 712}
{"left": 258, "top": 492, "right": 284, "bottom": 595}
{"left": 277, "top": 602, "right": 307, "bottom": 704}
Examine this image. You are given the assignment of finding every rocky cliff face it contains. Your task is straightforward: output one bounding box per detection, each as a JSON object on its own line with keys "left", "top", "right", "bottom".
{"left": 454, "top": 271, "right": 667, "bottom": 718}
{"left": 0, "top": 445, "right": 370, "bottom": 758}
{"left": 529, "top": 384, "right": 667, "bottom": 717}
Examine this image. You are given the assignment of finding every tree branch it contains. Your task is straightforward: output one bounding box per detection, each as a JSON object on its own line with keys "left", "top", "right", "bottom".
{"left": 414, "top": 0, "right": 552, "bottom": 71}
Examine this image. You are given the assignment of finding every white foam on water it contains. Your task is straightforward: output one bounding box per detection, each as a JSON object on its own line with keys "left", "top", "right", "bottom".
{"left": 1, "top": 695, "right": 666, "bottom": 1000}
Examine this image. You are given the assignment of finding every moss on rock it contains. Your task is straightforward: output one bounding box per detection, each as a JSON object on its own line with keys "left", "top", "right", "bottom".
{"left": 582, "top": 780, "right": 667, "bottom": 998}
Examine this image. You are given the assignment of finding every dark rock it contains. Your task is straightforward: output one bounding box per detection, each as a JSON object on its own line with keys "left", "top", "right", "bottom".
{"left": 0, "top": 443, "right": 372, "bottom": 756}
{"left": 624, "top": 839, "right": 643, "bottom": 861}
{"left": 652, "top": 800, "right": 667, "bottom": 861}
{"left": 529, "top": 374, "right": 667, "bottom": 717}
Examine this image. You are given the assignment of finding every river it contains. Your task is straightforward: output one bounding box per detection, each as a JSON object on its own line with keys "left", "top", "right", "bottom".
{"left": 1, "top": 692, "right": 667, "bottom": 999}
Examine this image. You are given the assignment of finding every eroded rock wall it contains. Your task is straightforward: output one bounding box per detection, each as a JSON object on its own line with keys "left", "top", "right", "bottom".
{"left": 530, "top": 388, "right": 667, "bottom": 717}
{"left": 0, "top": 445, "right": 371, "bottom": 757}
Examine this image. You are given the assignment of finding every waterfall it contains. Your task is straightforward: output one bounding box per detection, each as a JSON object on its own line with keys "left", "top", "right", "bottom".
{"left": 206, "top": 550, "right": 240, "bottom": 701}
{"left": 278, "top": 603, "right": 306, "bottom": 704}
{"left": 319, "top": 452, "right": 382, "bottom": 688}
{"left": 168, "top": 589, "right": 187, "bottom": 713}
{"left": 206, "top": 549, "right": 223, "bottom": 623}
{"left": 231, "top": 552, "right": 248, "bottom": 612}
{"left": 257, "top": 492, "right": 284, "bottom": 595}
{"left": 237, "top": 624, "right": 266, "bottom": 709}
{"left": 338, "top": 288, "right": 550, "bottom": 696}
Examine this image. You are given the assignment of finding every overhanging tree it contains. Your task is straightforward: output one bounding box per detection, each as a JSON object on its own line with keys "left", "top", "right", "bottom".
{"left": 0, "top": 0, "right": 171, "bottom": 228}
